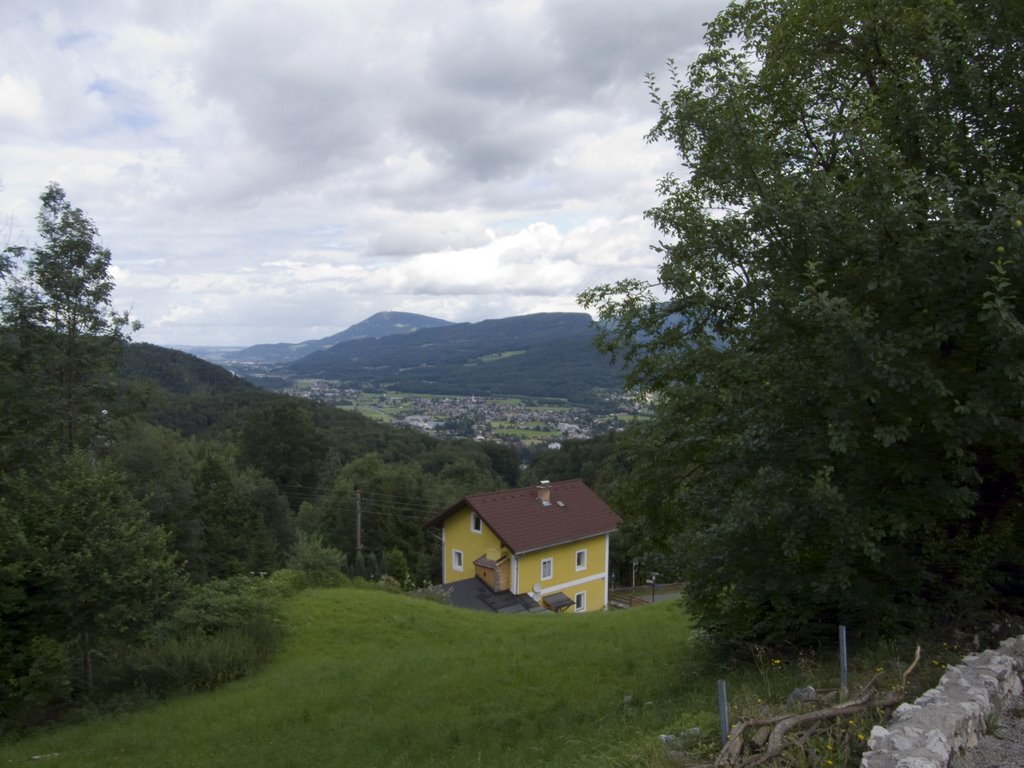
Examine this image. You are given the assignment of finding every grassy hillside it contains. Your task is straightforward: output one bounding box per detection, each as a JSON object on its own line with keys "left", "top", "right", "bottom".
{"left": 0, "top": 590, "right": 712, "bottom": 768}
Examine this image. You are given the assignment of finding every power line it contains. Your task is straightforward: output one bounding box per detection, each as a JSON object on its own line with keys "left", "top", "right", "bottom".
{"left": 241, "top": 482, "right": 458, "bottom": 519}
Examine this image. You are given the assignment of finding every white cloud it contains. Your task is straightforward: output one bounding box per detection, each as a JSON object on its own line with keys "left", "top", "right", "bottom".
{"left": 0, "top": 75, "right": 44, "bottom": 123}
{"left": 0, "top": 0, "right": 726, "bottom": 346}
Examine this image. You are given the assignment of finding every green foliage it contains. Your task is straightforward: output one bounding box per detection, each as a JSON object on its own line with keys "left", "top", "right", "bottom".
{"left": 364, "top": 552, "right": 380, "bottom": 580}
{"left": 264, "top": 568, "right": 305, "bottom": 597}
{"left": 2, "top": 452, "right": 183, "bottom": 643}
{"left": 0, "top": 636, "right": 71, "bottom": 733}
{"left": 237, "top": 400, "right": 328, "bottom": 510}
{"left": 109, "top": 421, "right": 202, "bottom": 563}
{"left": 113, "top": 576, "right": 282, "bottom": 698}
{"left": 352, "top": 550, "right": 366, "bottom": 578}
{"left": 1, "top": 186, "right": 191, "bottom": 729}
{"left": 582, "top": 0, "right": 1024, "bottom": 642}
{"left": 190, "top": 449, "right": 283, "bottom": 581}
{"left": 383, "top": 546, "right": 412, "bottom": 588}
{"left": 523, "top": 431, "right": 624, "bottom": 493}
{"left": 155, "top": 575, "right": 278, "bottom": 637}
{"left": 2, "top": 183, "right": 138, "bottom": 456}
{"left": 478, "top": 440, "right": 521, "bottom": 486}
{"left": 418, "top": 439, "right": 509, "bottom": 499}
{"left": 317, "top": 453, "right": 439, "bottom": 581}
{"left": 121, "top": 625, "right": 278, "bottom": 697}
{"left": 234, "top": 470, "right": 294, "bottom": 569}
{"left": 286, "top": 532, "right": 347, "bottom": 587}
{"left": 373, "top": 573, "right": 404, "bottom": 594}
{"left": 0, "top": 451, "right": 183, "bottom": 721}
{"left": 115, "top": 342, "right": 268, "bottom": 437}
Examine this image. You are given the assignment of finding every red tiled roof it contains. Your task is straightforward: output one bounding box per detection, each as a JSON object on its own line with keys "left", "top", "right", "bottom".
{"left": 426, "top": 479, "right": 621, "bottom": 554}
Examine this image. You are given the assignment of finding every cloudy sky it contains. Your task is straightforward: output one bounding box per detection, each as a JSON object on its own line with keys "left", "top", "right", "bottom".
{"left": 2, "top": 0, "right": 725, "bottom": 347}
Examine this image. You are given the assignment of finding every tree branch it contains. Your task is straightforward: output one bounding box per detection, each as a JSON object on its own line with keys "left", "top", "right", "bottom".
{"left": 712, "top": 646, "right": 921, "bottom": 767}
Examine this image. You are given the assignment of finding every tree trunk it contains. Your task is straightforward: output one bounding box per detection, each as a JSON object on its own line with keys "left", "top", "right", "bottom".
{"left": 81, "top": 629, "right": 93, "bottom": 695}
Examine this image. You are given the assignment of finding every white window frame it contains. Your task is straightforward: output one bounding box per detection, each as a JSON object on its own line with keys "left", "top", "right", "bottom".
{"left": 575, "top": 591, "right": 586, "bottom": 612}
{"left": 470, "top": 511, "right": 482, "bottom": 533}
{"left": 575, "top": 548, "right": 587, "bottom": 571}
{"left": 540, "top": 557, "right": 553, "bottom": 581}
{"left": 452, "top": 549, "right": 464, "bottom": 572}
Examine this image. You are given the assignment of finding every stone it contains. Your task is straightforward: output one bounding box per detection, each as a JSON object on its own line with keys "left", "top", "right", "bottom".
{"left": 786, "top": 685, "right": 817, "bottom": 704}
{"left": 678, "top": 726, "right": 704, "bottom": 742}
{"left": 893, "top": 756, "right": 941, "bottom": 768}
{"left": 860, "top": 634, "right": 1024, "bottom": 768}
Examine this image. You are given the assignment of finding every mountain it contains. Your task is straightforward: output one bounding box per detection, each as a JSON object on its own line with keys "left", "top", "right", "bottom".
{"left": 228, "top": 311, "right": 454, "bottom": 364}
{"left": 286, "top": 312, "right": 623, "bottom": 401}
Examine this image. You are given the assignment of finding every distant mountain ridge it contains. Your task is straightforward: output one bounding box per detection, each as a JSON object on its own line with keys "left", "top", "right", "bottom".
{"left": 286, "top": 312, "right": 622, "bottom": 401}
{"left": 230, "top": 311, "right": 454, "bottom": 364}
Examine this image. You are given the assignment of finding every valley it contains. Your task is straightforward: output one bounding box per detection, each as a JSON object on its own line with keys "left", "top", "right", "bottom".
{"left": 285, "top": 383, "right": 645, "bottom": 446}
{"left": 173, "top": 310, "right": 643, "bottom": 447}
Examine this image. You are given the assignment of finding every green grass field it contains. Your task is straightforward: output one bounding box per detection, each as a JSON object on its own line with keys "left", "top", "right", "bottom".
{"left": 0, "top": 590, "right": 717, "bottom": 768}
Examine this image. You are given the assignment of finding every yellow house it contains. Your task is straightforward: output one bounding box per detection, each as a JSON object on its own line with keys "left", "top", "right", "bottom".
{"left": 426, "top": 479, "right": 621, "bottom": 613}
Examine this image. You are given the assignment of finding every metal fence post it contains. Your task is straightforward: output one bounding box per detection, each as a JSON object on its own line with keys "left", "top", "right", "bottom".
{"left": 839, "top": 625, "right": 848, "bottom": 701}
{"left": 717, "top": 679, "right": 730, "bottom": 745}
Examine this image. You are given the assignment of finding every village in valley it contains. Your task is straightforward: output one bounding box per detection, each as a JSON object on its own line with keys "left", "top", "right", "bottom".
{"left": 281, "top": 379, "right": 645, "bottom": 447}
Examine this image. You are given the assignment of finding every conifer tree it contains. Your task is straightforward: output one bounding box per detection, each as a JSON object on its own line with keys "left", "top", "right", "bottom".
{"left": 2, "top": 183, "right": 138, "bottom": 459}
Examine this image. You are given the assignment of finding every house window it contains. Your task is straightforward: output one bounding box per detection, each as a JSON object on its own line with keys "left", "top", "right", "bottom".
{"left": 575, "top": 549, "right": 587, "bottom": 571}
{"left": 470, "top": 511, "right": 482, "bottom": 533}
{"left": 575, "top": 591, "right": 586, "bottom": 612}
{"left": 452, "top": 549, "right": 464, "bottom": 572}
{"left": 540, "top": 557, "right": 553, "bottom": 581}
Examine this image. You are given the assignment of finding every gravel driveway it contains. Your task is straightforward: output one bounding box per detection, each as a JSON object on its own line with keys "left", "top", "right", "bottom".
{"left": 950, "top": 693, "right": 1024, "bottom": 768}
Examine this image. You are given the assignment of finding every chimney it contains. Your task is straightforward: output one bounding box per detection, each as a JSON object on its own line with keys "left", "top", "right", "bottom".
{"left": 537, "top": 480, "right": 551, "bottom": 506}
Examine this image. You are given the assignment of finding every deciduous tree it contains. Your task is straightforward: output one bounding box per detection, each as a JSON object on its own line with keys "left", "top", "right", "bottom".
{"left": 191, "top": 450, "right": 281, "bottom": 581}
{"left": 237, "top": 400, "right": 327, "bottom": 511}
{"left": 582, "top": 0, "right": 1024, "bottom": 641}
{"left": 1, "top": 452, "right": 182, "bottom": 699}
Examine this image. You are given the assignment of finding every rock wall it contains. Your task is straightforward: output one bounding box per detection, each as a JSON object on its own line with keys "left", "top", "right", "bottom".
{"left": 860, "top": 635, "right": 1024, "bottom": 768}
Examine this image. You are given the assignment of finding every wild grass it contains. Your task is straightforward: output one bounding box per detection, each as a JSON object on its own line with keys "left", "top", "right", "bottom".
{"left": 0, "top": 590, "right": 713, "bottom": 768}
{"left": 0, "top": 585, "right": 946, "bottom": 768}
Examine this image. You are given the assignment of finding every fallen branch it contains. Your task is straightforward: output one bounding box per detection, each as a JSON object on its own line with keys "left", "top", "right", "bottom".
{"left": 711, "top": 645, "right": 922, "bottom": 768}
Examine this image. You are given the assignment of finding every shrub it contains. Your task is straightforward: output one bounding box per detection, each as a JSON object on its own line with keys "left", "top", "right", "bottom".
{"left": 384, "top": 547, "right": 414, "bottom": 590}
{"left": 0, "top": 636, "right": 72, "bottom": 734}
{"left": 159, "top": 575, "right": 278, "bottom": 637}
{"left": 124, "top": 616, "right": 279, "bottom": 695}
{"left": 265, "top": 568, "right": 304, "bottom": 597}
{"left": 287, "top": 532, "right": 347, "bottom": 587}
{"left": 109, "top": 576, "right": 282, "bottom": 699}
{"left": 375, "top": 574, "right": 404, "bottom": 594}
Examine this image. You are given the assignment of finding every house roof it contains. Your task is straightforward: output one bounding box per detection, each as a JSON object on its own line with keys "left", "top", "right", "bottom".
{"left": 426, "top": 479, "right": 621, "bottom": 554}
{"left": 443, "top": 577, "right": 544, "bottom": 613}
